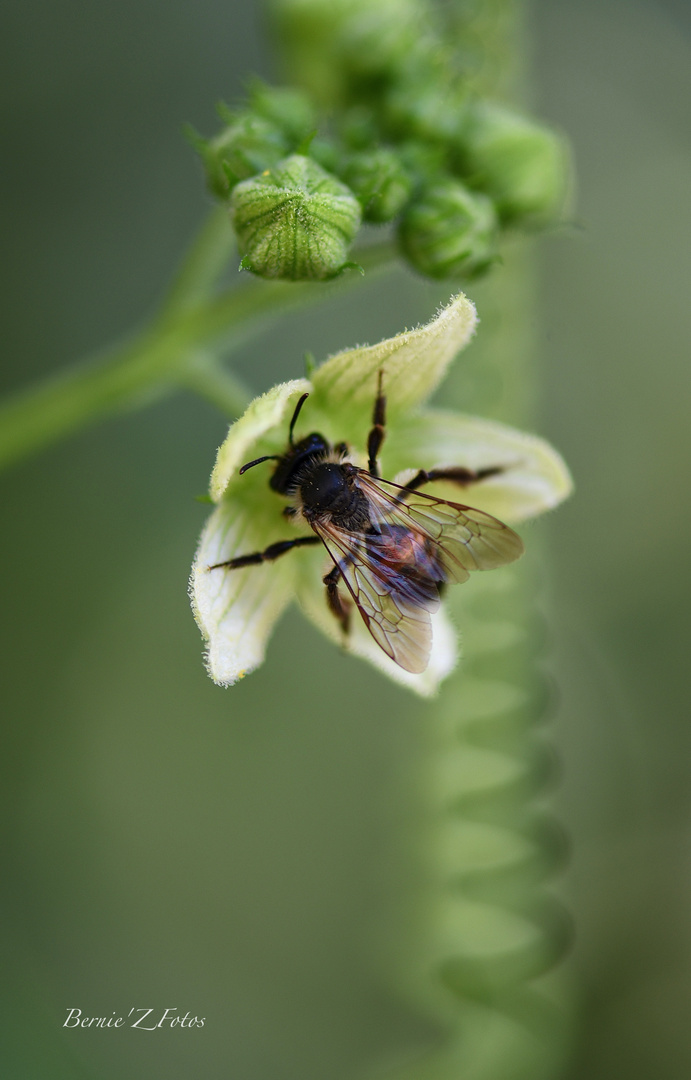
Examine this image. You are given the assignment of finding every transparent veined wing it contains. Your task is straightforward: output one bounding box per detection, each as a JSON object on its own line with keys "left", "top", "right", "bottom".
{"left": 355, "top": 471, "right": 525, "bottom": 582}
{"left": 313, "top": 516, "right": 440, "bottom": 673}
{"left": 310, "top": 469, "right": 524, "bottom": 673}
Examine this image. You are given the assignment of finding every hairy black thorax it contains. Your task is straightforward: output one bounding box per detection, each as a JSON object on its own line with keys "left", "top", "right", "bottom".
{"left": 269, "top": 433, "right": 371, "bottom": 531}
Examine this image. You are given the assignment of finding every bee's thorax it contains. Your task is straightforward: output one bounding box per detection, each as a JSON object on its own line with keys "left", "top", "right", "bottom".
{"left": 299, "top": 462, "right": 349, "bottom": 512}
{"left": 299, "top": 463, "right": 370, "bottom": 531}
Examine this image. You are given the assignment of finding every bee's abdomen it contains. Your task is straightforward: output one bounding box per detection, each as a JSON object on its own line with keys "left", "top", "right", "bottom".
{"left": 376, "top": 526, "right": 444, "bottom": 582}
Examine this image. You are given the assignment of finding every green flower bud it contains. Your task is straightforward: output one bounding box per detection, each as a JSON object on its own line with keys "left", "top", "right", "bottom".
{"left": 231, "top": 154, "right": 362, "bottom": 281}
{"left": 399, "top": 139, "right": 451, "bottom": 186}
{"left": 384, "top": 79, "right": 469, "bottom": 145}
{"left": 306, "top": 135, "right": 342, "bottom": 175}
{"left": 458, "top": 102, "right": 571, "bottom": 226}
{"left": 203, "top": 113, "right": 289, "bottom": 197}
{"left": 342, "top": 148, "right": 412, "bottom": 222}
{"left": 336, "top": 3, "right": 425, "bottom": 87}
{"left": 339, "top": 106, "right": 379, "bottom": 151}
{"left": 270, "top": 0, "right": 426, "bottom": 106}
{"left": 399, "top": 179, "right": 498, "bottom": 280}
{"left": 249, "top": 82, "right": 317, "bottom": 143}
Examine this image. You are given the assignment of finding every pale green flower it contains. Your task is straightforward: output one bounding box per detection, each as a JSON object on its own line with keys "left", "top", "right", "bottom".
{"left": 190, "top": 294, "right": 571, "bottom": 696}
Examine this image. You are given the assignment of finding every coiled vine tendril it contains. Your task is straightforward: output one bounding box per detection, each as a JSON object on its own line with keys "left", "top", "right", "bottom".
{"left": 366, "top": 242, "right": 574, "bottom": 1078}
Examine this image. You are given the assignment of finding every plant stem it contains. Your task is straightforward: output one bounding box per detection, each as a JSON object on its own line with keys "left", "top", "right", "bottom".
{"left": 158, "top": 203, "right": 237, "bottom": 319}
{"left": 177, "top": 353, "right": 253, "bottom": 417}
{"left": 0, "top": 236, "right": 395, "bottom": 472}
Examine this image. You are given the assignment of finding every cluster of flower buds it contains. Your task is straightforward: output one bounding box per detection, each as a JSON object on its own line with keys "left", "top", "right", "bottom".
{"left": 191, "top": 0, "right": 570, "bottom": 281}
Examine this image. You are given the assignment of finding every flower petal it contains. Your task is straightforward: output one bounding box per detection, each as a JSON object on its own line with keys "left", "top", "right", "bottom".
{"left": 310, "top": 293, "right": 477, "bottom": 418}
{"left": 190, "top": 499, "right": 299, "bottom": 685}
{"left": 210, "top": 379, "right": 311, "bottom": 502}
{"left": 294, "top": 556, "right": 459, "bottom": 697}
{"left": 387, "top": 408, "right": 573, "bottom": 522}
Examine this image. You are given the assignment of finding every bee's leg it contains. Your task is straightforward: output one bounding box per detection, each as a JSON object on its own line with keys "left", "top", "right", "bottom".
{"left": 208, "top": 535, "right": 321, "bottom": 571}
{"left": 367, "top": 370, "right": 387, "bottom": 477}
{"left": 324, "top": 565, "right": 351, "bottom": 634}
{"left": 403, "top": 465, "right": 505, "bottom": 492}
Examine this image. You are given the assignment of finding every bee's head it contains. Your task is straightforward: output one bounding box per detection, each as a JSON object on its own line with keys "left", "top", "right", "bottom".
{"left": 238, "top": 393, "right": 332, "bottom": 494}
{"left": 268, "top": 432, "right": 329, "bottom": 495}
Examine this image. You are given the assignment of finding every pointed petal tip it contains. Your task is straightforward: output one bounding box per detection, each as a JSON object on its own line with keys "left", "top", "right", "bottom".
{"left": 311, "top": 292, "right": 478, "bottom": 415}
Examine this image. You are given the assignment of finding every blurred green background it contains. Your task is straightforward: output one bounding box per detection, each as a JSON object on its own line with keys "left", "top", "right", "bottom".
{"left": 1, "top": 0, "right": 690, "bottom": 1077}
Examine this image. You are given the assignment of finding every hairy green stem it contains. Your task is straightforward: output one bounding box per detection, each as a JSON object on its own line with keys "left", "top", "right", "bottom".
{"left": 158, "top": 203, "right": 237, "bottom": 319}
{"left": 0, "top": 236, "right": 395, "bottom": 472}
{"left": 177, "top": 353, "right": 254, "bottom": 417}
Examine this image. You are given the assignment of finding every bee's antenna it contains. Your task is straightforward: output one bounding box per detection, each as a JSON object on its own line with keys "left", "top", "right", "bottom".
{"left": 289, "top": 393, "right": 310, "bottom": 445}
{"left": 239, "top": 455, "right": 280, "bottom": 475}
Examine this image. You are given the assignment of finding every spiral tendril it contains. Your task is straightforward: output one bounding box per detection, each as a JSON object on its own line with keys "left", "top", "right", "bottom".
{"left": 369, "top": 557, "right": 573, "bottom": 1080}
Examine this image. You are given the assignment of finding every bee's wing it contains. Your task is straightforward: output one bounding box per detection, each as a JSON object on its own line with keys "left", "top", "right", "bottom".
{"left": 313, "top": 518, "right": 438, "bottom": 675}
{"left": 357, "top": 472, "right": 525, "bottom": 583}
{"left": 312, "top": 472, "right": 524, "bottom": 675}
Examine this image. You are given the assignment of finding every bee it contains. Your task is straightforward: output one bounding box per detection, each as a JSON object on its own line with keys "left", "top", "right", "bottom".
{"left": 209, "top": 374, "right": 524, "bottom": 674}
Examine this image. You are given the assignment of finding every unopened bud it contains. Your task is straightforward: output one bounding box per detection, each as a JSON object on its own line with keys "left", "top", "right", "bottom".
{"left": 384, "top": 80, "right": 468, "bottom": 145}
{"left": 399, "top": 180, "right": 498, "bottom": 280}
{"left": 249, "top": 83, "right": 317, "bottom": 143}
{"left": 270, "top": 0, "right": 424, "bottom": 105}
{"left": 342, "top": 149, "right": 412, "bottom": 222}
{"left": 231, "top": 154, "right": 362, "bottom": 280}
{"left": 459, "top": 102, "right": 570, "bottom": 225}
{"left": 340, "top": 107, "right": 379, "bottom": 151}
{"left": 203, "top": 113, "right": 289, "bottom": 197}
{"left": 337, "top": 3, "right": 423, "bottom": 85}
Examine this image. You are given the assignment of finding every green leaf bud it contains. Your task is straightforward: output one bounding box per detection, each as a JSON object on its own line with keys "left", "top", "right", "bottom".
{"left": 341, "top": 148, "right": 412, "bottom": 222}
{"left": 399, "top": 179, "right": 499, "bottom": 280}
{"left": 458, "top": 102, "right": 571, "bottom": 226}
{"left": 231, "top": 154, "right": 362, "bottom": 281}
{"left": 202, "top": 113, "right": 290, "bottom": 197}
